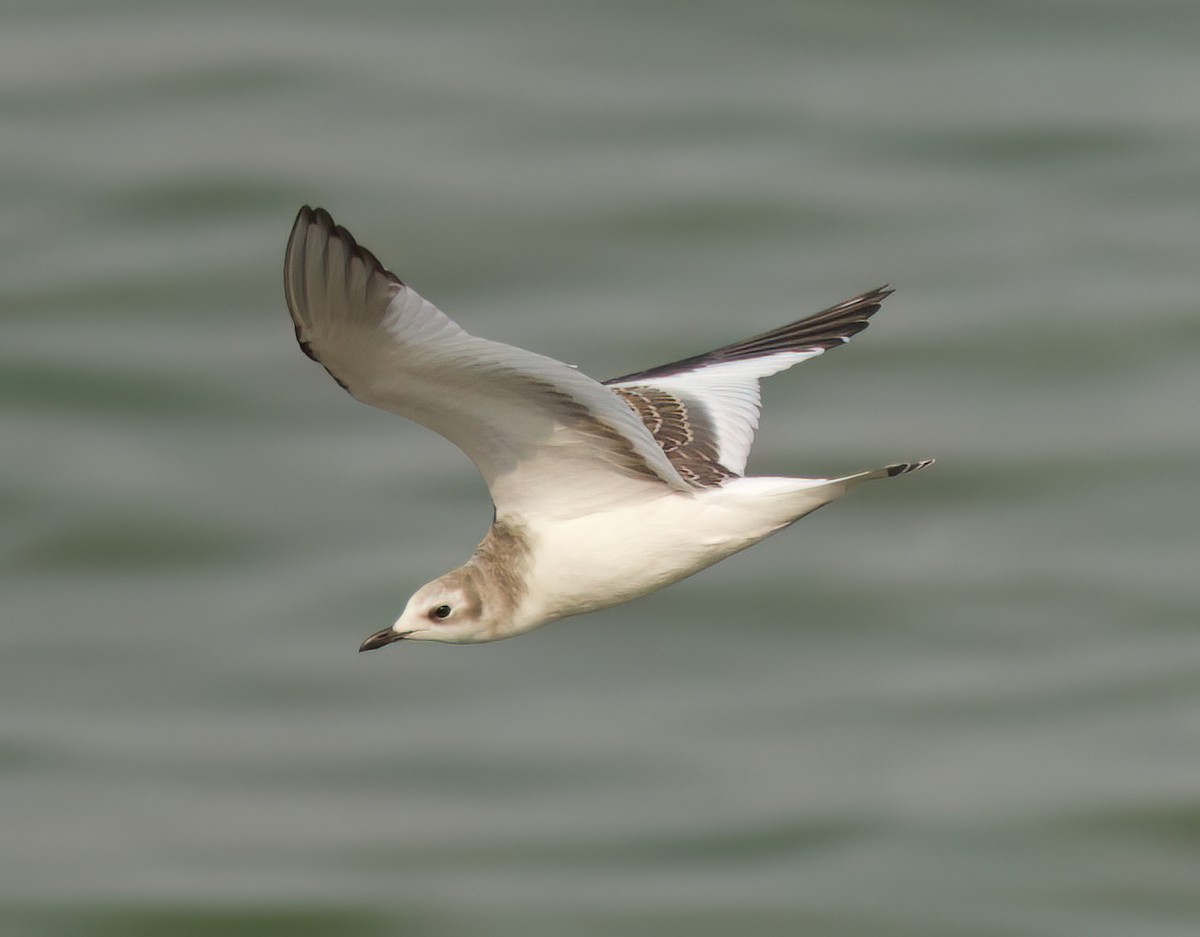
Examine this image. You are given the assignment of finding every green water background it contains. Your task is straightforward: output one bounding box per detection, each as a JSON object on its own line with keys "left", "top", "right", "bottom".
{"left": 3, "top": 2, "right": 1199, "bottom": 935}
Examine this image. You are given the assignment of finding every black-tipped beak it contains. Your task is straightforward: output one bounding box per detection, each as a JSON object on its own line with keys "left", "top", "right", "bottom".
{"left": 358, "top": 628, "right": 409, "bottom": 653}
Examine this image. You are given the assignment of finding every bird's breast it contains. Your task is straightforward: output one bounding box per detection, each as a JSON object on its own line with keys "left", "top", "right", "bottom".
{"left": 519, "top": 491, "right": 778, "bottom": 622}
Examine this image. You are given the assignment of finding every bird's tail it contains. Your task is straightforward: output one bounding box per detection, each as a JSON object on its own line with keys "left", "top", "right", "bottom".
{"left": 721, "top": 458, "right": 934, "bottom": 534}
{"left": 816, "top": 458, "right": 935, "bottom": 499}
{"left": 856, "top": 459, "right": 936, "bottom": 481}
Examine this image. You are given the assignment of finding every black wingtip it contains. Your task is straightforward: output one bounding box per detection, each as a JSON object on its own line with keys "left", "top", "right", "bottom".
{"left": 604, "top": 284, "right": 898, "bottom": 384}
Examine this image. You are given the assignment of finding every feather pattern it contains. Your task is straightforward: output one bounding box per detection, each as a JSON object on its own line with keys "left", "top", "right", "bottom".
{"left": 604, "top": 287, "right": 891, "bottom": 483}
{"left": 284, "top": 207, "right": 692, "bottom": 520}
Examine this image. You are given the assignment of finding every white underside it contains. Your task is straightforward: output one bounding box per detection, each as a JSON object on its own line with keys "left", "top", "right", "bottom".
{"left": 508, "top": 474, "right": 850, "bottom": 635}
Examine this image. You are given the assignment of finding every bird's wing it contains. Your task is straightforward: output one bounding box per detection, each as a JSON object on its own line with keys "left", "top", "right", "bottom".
{"left": 285, "top": 207, "right": 691, "bottom": 521}
{"left": 603, "top": 287, "right": 891, "bottom": 484}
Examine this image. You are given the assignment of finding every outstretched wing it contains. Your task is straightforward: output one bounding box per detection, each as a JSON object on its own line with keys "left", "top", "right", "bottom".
{"left": 604, "top": 287, "right": 891, "bottom": 485}
{"left": 284, "top": 207, "right": 691, "bottom": 520}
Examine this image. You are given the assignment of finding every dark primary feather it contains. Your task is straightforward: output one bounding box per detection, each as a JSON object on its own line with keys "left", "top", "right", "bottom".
{"left": 603, "top": 286, "right": 892, "bottom": 385}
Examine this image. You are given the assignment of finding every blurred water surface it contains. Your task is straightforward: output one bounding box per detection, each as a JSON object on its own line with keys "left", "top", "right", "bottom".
{"left": 3, "top": 2, "right": 1199, "bottom": 935}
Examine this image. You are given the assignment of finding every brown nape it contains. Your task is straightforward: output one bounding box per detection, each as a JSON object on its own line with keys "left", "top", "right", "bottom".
{"left": 470, "top": 520, "right": 533, "bottom": 616}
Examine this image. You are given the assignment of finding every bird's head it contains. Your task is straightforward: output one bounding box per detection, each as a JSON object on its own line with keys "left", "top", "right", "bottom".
{"left": 358, "top": 567, "right": 498, "bottom": 649}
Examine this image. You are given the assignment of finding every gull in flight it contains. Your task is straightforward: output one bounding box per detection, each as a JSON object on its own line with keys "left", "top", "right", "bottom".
{"left": 283, "top": 207, "right": 933, "bottom": 650}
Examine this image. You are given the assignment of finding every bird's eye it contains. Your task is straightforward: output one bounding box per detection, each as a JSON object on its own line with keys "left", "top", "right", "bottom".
{"left": 431, "top": 604, "right": 452, "bottom": 621}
